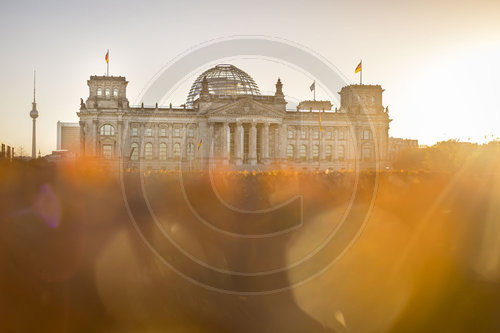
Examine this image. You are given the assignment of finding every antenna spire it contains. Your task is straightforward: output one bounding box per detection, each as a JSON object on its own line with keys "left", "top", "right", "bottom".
{"left": 33, "top": 70, "right": 36, "bottom": 103}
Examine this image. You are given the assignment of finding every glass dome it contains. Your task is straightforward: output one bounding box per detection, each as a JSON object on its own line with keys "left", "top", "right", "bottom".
{"left": 186, "top": 64, "right": 261, "bottom": 106}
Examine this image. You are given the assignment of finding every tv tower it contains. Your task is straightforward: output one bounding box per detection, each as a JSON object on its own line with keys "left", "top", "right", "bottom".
{"left": 30, "top": 71, "right": 39, "bottom": 159}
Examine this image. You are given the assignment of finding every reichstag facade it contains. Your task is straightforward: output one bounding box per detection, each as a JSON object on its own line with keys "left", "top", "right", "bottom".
{"left": 77, "top": 64, "right": 390, "bottom": 170}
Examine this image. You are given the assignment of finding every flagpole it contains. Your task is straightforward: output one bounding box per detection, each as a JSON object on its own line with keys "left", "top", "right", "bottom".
{"left": 107, "top": 49, "right": 109, "bottom": 77}
{"left": 314, "top": 80, "right": 316, "bottom": 101}
{"left": 360, "top": 60, "right": 362, "bottom": 85}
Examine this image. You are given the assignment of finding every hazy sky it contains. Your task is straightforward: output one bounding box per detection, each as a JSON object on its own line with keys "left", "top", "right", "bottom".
{"left": 1, "top": 0, "right": 499, "bottom": 155}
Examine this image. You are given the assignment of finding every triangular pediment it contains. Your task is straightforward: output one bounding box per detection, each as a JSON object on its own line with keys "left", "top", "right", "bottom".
{"left": 207, "top": 97, "right": 284, "bottom": 118}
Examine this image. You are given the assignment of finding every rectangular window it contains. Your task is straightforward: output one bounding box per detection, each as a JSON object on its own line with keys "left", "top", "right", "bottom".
{"left": 325, "top": 145, "right": 332, "bottom": 160}
{"left": 188, "top": 127, "right": 194, "bottom": 137}
{"left": 312, "top": 145, "right": 319, "bottom": 161}
{"left": 145, "top": 128, "right": 153, "bottom": 137}
{"left": 301, "top": 129, "right": 307, "bottom": 139}
{"left": 174, "top": 127, "right": 181, "bottom": 137}
{"left": 131, "top": 127, "right": 138, "bottom": 137}
{"left": 160, "top": 128, "right": 167, "bottom": 137}
{"left": 363, "top": 146, "right": 372, "bottom": 161}
{"left": 326, "top": 129, "right": 332, "bottom": 140}
{"left": 102, "top": 144, "right": 113, "bottom": 159}
{"left": 338, "top": 145, "right": 345, "bottom": 160}
{"left": 287, "top": 128, "right": 294, "bottom": 139}
{"left": 313, "top": 129, "right": 319, "bottom": 139}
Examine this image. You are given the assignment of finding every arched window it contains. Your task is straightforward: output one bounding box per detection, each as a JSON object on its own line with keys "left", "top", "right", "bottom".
{"left": 105, "top": 88, "right": 110, "bottom": 97}
{"left": 299, "top": 145, "right": 307, "bottom": 161}
{"left": 325, "top": 145, "right": 332, "bottom": 160}
{"left": 159, "top": 143, "right": 167, "bottom": 160}
{"left": 113, "top": 88, "right": 118, "bottom": 97}
{"left": 97, "top": 88, "right": 102, "bottom": 96}
{"left": 100, "top": 124, "right": 115, "bottom": 136}
{"left": 145, "top": 143, "right": 153, "bottom": 160}
{"left": 173, "top": 143, "right": 181, "bottom": 160}
{"left": 187, "top": 143, "right": 195, "bottom": 160}
{"left": 338, "top": 145, "right": 345, "bottom": 161}
{"left": 287, "top": 144, "right": 294, "bottom": 160}
{"left": 130, "top": 143, "right": 139, "bottom": 161}
{"left": 312, "top": 145, "right": 319, "bottom": 161}
{"left": 363, "top": 129, "right": 371, "bottom": 140}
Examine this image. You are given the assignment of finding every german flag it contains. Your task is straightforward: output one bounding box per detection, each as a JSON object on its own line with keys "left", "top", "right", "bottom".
{"left": 355, "top": 61, "right": 361, "bottom": 73}
{"left": 105, "top": 50, "right": 109, "bottom": 64}
{"left": 197, "top": 139, "right": 203, "bottom": 151}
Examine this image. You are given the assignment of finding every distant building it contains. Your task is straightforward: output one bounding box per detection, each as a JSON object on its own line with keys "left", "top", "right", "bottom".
{"left": 44, "top": 149, "right": 75, "bottom": 164}
{"left": 389, "top": 137, "right": 419, "bottom": 161}
{"left": 57, "top": 121, "right": 80, "bottom": 155}
{"left": 0, "top": 142, "right": 15, "bottom": 161}
{"left": 78, "top": 64, "right": 391, "bottom": 171}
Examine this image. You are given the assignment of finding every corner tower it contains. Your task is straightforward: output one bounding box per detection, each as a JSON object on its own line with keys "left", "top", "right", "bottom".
{"left": 339, "top": 84, "right": 385, "bottom": 114}
{"left": 85, "top": 76, "right": 129, "bottom": 110}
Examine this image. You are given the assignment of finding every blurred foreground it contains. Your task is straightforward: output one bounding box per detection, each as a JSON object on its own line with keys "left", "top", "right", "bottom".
{"left": 1, "top": 146, "right": 500, "bottom": 332}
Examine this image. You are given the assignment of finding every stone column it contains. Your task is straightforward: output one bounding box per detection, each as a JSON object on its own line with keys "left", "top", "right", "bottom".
{"left": 92, "top": 119, "right": 98, "bottom": 156}
{"left": 235, "top": 121, "right": 243, "bottom": 165}
{"left": 182, "top": 124, "right": 188, "bottom": 161}
{"left": 222, "top": 122, "right": 229, "bottom": 165}
{"left": 262, "top": 122, "right": 269, "bottom": 163}
{"left": 279, "top": 124, "right": 288, "bottom": 162}
{"left": 320, "top": 127, "right": 326, "bottom": 161}
{"left": 334, "top": 128, "right": 339, "bottom": 160}
{"left": 153, "top": 123, "right": 158, "bottom": 160}
{"left": 295, "top": 126, "right": 300, "bottom": 161}
{"left": 308, "top": 127, "right": 313, "bottom": 162}
{"left": 168, "top": 124, "right": 173, "bottom": 159}
{"left": 209, "top": 122, "right": 214, "bottom": 161}
{"left": 79, "top": 121, "right": 86, "bottom": 157}
{"left": 117, "top": 120, "right": 123, "bottom": 159}
{"left": 197, "top": 120, "right": 208, "bottom": 168}
{"left": 139, "top": 123, "right": 145, "bottom": 160}
{"left": 249, "top": 122, "right": 257, "bottom": 166}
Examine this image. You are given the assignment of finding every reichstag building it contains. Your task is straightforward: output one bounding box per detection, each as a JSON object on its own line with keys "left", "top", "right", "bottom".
{"left": 77, "top": 64, "right": 390, "bottom": 170}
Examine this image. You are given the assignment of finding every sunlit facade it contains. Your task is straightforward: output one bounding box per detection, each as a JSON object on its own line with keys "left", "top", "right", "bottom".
{"left": 77, "top": 64, "right": 391, "bottom": 170}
